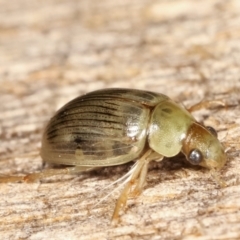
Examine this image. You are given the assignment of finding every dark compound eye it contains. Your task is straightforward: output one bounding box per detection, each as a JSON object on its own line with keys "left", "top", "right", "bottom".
{"left": 188, "top": 149, "right": 203, "bottom": 165}
{"left": 206, "top": 126, "right": 218, "bottom": 137}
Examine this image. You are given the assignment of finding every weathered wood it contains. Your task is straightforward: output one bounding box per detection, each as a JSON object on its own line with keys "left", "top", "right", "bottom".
{"left": 0, "top": 0, "right": 240, "bottom": 239}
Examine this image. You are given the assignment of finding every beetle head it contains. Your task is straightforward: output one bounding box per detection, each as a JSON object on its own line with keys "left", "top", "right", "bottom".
{"left": 182, "top": 123, "right": 226, "bottom": 170}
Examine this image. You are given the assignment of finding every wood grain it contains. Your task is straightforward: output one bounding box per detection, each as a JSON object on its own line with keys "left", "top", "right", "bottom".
{"left": 0, "top": 0, "right": 240, "bottom": 239}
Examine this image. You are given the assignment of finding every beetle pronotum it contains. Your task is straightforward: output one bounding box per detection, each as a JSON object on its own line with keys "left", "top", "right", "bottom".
{"left": 1, "top": 88, "right": 227, "bottom": 222}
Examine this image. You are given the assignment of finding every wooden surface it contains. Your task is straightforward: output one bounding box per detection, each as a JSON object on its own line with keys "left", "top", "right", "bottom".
{"left": 0, "top": 0, "right": 240, "bottom": 239}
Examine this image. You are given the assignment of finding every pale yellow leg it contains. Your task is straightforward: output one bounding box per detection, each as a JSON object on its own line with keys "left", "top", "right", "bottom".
{"left": 187, "top": 100, "right": 225, "bottom": 113}
{"left": 130, "top": 160, "right": 149, "bottom": 197}
{"left": 0, "top": 175, "right": 26, "bottom": 183}
{"left": 0, "top": 166, "right": 94, "bottom": 183}
{"left": 111, "top": 150, "right": 162, "bottom": 224}
{"left": 131, "top": 153, "right": 164, "bottom": 197}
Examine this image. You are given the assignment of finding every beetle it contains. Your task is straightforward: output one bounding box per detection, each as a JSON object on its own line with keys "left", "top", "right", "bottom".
{"left": 1, "top": 88, "right": 227, "bottom": 222}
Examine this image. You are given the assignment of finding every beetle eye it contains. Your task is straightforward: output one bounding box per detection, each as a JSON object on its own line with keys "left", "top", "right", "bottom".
{"left": 188, "top": 149, "right": 203, "bottom": 165}
{"left": 206, "top": 126, "right": 217, "bottom": 137}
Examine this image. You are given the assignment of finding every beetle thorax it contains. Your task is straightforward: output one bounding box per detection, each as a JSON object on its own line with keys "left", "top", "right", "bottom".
{"left": 148, "top": 100, "right": 194, "bottom": 157}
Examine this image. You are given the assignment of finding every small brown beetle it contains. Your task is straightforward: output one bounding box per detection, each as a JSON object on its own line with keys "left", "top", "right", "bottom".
{"left": 1, "top": 88, "right": 227, "bottom": 222}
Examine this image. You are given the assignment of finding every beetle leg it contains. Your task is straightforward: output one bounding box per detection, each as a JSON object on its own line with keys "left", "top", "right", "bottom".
{"left": 0, "top": 175, "right": 26, "bottom": 183}
{"left": 187, "top": 100, "right": 225, "bottom": 113}
{"left": 111, "top": 149, "right": 154, "bottom": 223}
{"left": 24, "top": 166, "right": 96, "bottom": 182}
{"left": 24, "top": 168, "right": 71, "bottom": 182}
{"left": 129, "top": 159, "right": 149, "bottom": 197}
{"left": 131, "top": 154, "right": 164, "bottom": 197}
{"left": 0, "top": 166, "right": 94, "bottom": 183}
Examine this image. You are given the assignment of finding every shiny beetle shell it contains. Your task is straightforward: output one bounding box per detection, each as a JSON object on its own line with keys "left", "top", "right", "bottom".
{"left": 41, "top": 88, "right": 226, "bottom": 171}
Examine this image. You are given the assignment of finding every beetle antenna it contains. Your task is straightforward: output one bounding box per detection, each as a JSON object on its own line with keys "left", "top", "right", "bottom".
{"left": 210, "top": 169, "right": 227, "bottom": 188}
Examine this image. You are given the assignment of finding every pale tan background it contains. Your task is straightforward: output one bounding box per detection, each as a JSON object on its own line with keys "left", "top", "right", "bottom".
{"left": 0, "top": 0, "right": 240, "bottom": 239}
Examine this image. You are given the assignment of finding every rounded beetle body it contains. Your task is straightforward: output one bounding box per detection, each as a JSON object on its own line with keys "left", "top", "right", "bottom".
{"left": 41, "top": 88, "right": 226, "bottom": 171}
